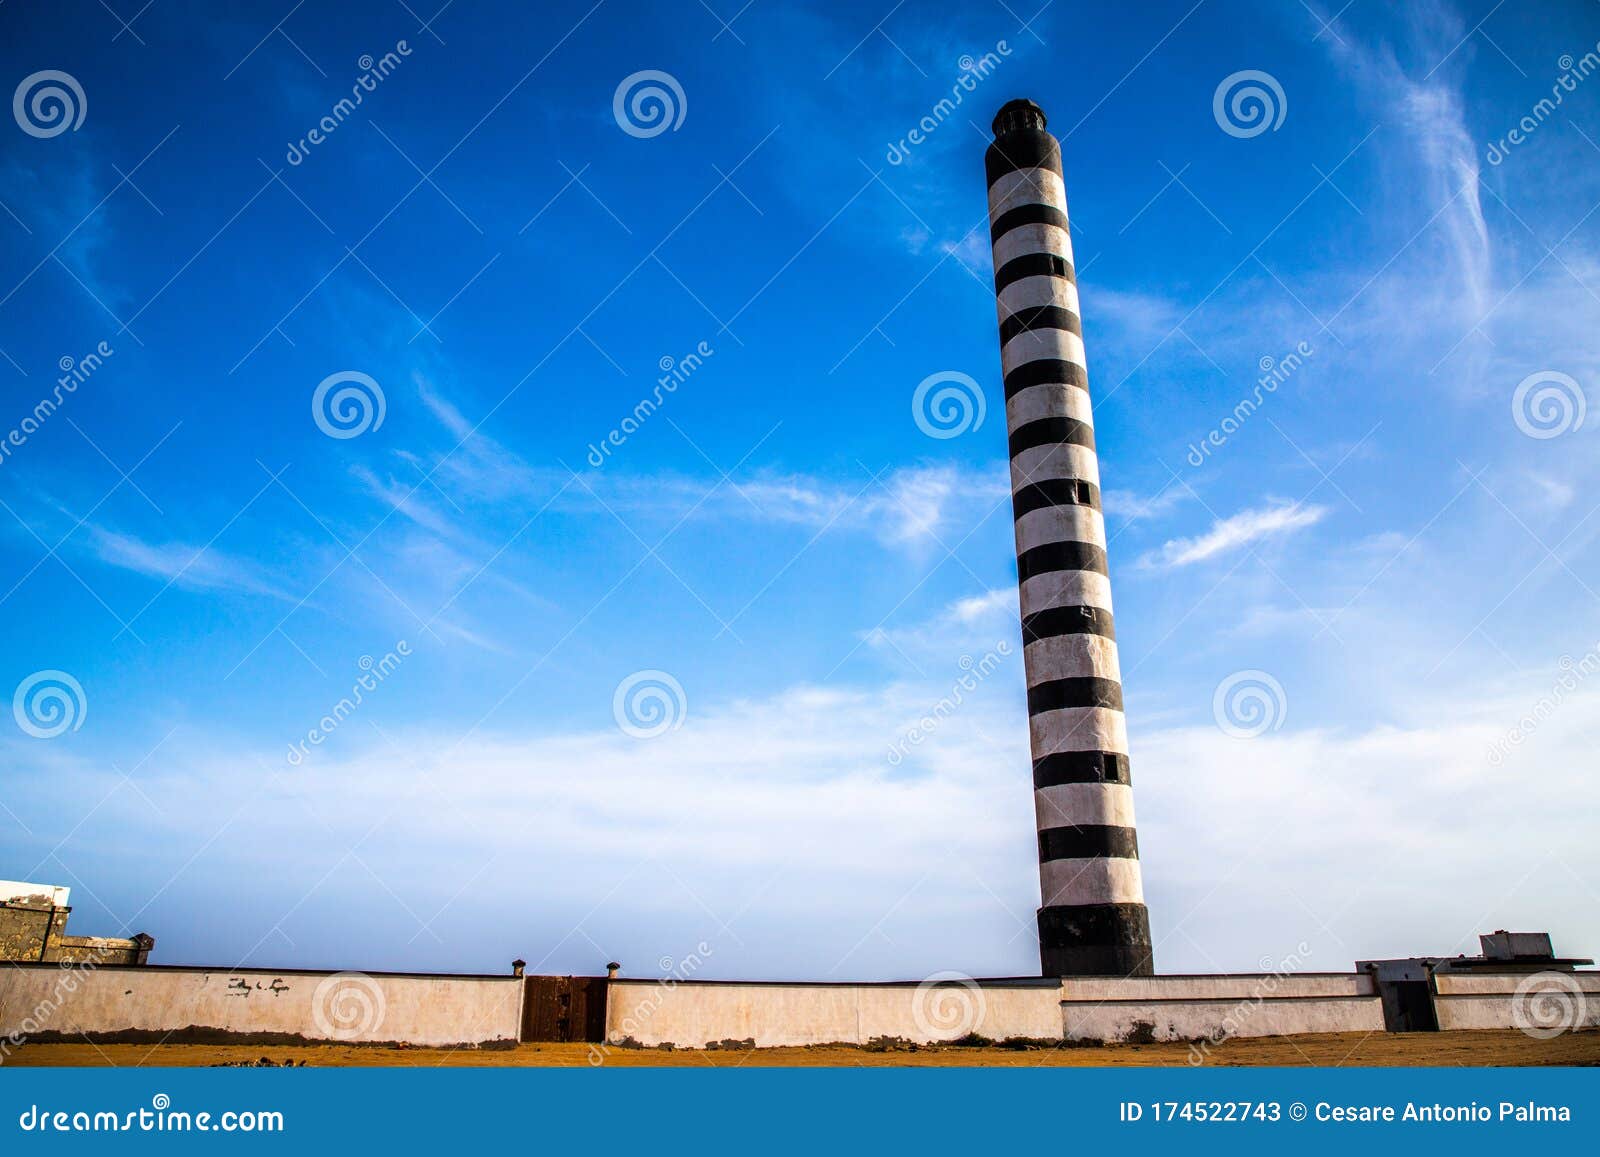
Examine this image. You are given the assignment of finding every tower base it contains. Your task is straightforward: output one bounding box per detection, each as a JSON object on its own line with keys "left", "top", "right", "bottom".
{"left": 1038, "top": 903, "right": 1154, "bottom": 977}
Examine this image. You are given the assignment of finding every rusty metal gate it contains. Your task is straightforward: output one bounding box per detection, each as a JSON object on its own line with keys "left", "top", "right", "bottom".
{"left": 521, "top": 976, "right": 608, "bottom": 1042}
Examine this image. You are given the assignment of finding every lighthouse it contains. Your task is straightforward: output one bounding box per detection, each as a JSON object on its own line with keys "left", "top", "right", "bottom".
{"left": 986, "top": 99, "right": 1154, "bottom": 977}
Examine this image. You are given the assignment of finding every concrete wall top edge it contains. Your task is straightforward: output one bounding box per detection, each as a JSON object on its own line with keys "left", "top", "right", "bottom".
{"left": 0, "top": 961, "right": 525, "bottom": 982}
{"left": 6, "top": 968, "right": 1381, "bottom": 987}
{"left": 609, "top": 972, "right": 1367, "bottom": 989}
{"left": 606, "top": 977, "right": 1065, "bottom": 990}
{"left": 0, "top": 880, "right": 70, "bottom": 907}
{"left": 1110, "top": 972, "right": 1365, "bottom": 980}
{"left": 611, "top": 979, "right": 1075, "bottom": 992}
{"left": 58, "top": 935, "right": 140, "bottom": 948}
{"left": 1435, "top": 971, "right": 1600, "bottom": 995}
{"left": 1067, "top": 994, "right": 1381, "bottom": 1005}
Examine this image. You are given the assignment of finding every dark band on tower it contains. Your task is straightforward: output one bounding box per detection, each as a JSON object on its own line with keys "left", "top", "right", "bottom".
{"left": 985, "top": 99, "right": 1154, "bottom": 978}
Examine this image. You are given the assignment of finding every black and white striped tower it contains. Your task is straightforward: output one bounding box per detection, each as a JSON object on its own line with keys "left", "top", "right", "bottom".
{"left": 986, "top": 99, "right": 1153, "bottom": 977}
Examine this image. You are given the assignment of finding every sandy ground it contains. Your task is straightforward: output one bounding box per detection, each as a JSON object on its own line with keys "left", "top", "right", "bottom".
{"left": 7, "top": 1029, "right": 1598, "bottom": 1067}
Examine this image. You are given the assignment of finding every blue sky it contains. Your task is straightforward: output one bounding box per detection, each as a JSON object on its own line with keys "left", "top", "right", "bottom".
{"left": 2, "top": 0, "right": 1597, "bottom": 981}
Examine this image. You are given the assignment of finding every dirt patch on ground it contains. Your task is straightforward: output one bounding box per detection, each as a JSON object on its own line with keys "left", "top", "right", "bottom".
{"left": 7, "top": 1029, "right": 1598, "bottom": 1067}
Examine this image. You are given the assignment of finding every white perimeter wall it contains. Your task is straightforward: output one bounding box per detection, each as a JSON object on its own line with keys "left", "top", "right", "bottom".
{"left": 1061, "top": 974, "right": 1384, "bottom": 1043}
{"left": 1433, "top": 971, "right": 1600, "bottom": 1032}
{"left": 606, "top": 980, "right": 1062, "bottom": 1048}
{"left": 606, "top": 974, "right": 1388, "bottom": 1049}
{"left": 11, "top": 963, "right": 1592, "bottom": 1049}
{"left": 0, "top": 965, "right": 521, "bottom": 1049}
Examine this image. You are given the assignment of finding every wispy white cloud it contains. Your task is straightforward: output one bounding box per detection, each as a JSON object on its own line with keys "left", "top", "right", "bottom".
{"left": 716, "top": 464, "right": 1007, "bottom": 548}
{"left": 1102, "top": 485, "right": 1191, "bottom": 524}
{"left": 430, "top": 617, "right": 520, "bottom": 656}
{"left": 402, "top": 381, "right": 1009, "bottom": 551}
{"left": 410, "top": 373, "right": 548, "bottom": 501}
{"left": 1089, "top": 286, "right": 1187, "bottom": 348}
{"left": 939, "top": 230, "right": 991, "bottom": 272}
{"left": 870, "top": 465, "right": 970, "bottom": 546}
{"left": 864, "top": 586, "right": 1015, "bottom": 658}
{"left": 948, "top": 588, "right": 1013, "bottom": 623}
{"left": 351, "top": 464, "right": 470, "bottom": 543}
{"left": 1400, "top": 73, "right": 1491, "bottom": 319}
{"left": 0, "top": 154, "right": 127, "bottom": 313}
{"left": 1313, "top": 0, "right": 1491, "bottom": 321}
{"left": 82, "top": 526, "right": 293, "bottom": 600}
{"left": 1142, "top": 501, "right": 1328, "bottom": 568}
{"left": 1525, "top": 472, "right": 1576, "bottom": 509}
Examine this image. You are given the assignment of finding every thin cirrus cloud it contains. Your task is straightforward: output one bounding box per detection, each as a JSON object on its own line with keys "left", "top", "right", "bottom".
{"left": 1101, "top": 485, "right": 1192, "bottom": 525}
{"left": 862, "top": 586, "right": 1016, "bottom": 657}
{"left": 80, "top": 525, "right": 296, "bottom": 602}
{"left": 384, "top": 377, "right": 1012, "bottom": 551}
{"left": 1313, "top": 0, "right": 1492, "bottom": 329}
{"left": 1141, "top": 501, "right": 1328, "bottom": 569}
